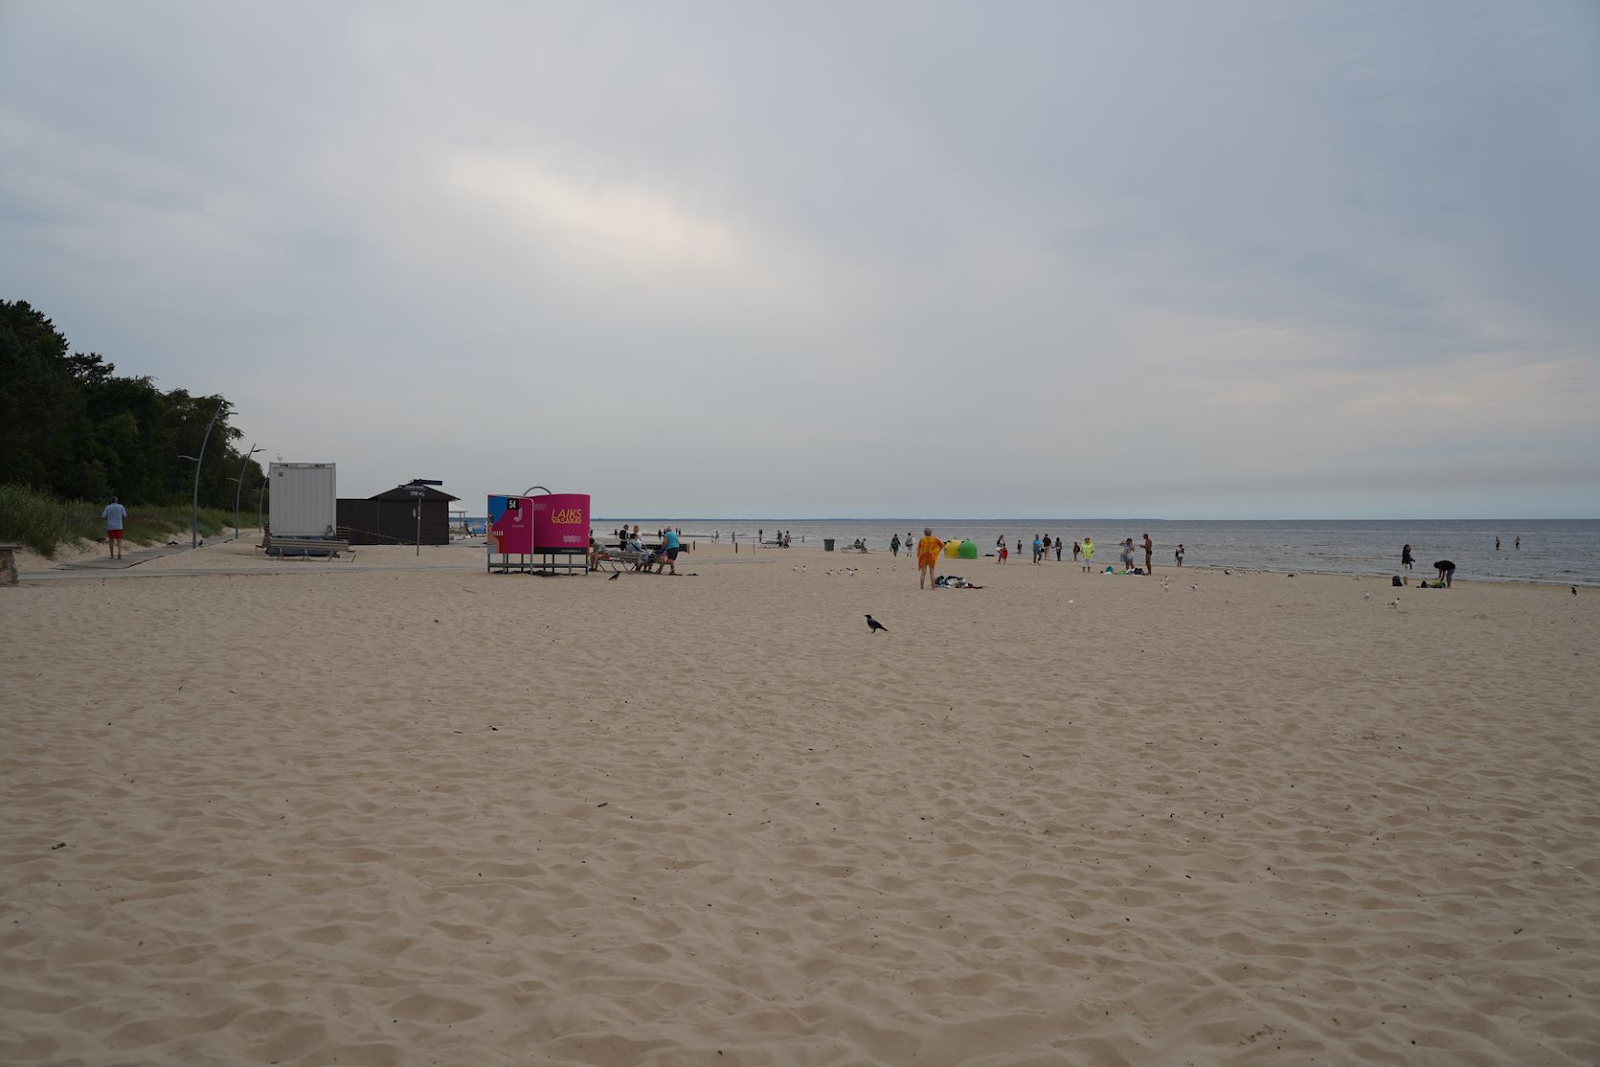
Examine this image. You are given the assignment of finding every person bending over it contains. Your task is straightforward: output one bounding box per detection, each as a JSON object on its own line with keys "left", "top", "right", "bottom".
{"left": 659, "top": 528, "right": 682, "bottom": 574}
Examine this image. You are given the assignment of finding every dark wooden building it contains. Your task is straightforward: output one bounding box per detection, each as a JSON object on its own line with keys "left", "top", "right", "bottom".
{"left": 338, "top": 485, "right": 460, "bottom": 546}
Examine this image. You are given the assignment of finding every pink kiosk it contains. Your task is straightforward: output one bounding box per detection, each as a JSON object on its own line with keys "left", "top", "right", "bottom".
{"left": 487, "top": 488, "right": 592, "bottom": 574}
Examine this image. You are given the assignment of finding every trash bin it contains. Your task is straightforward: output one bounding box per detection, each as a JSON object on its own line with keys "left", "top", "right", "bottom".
{"left": 823, "top": 538, "right": 835, "bottom": 551}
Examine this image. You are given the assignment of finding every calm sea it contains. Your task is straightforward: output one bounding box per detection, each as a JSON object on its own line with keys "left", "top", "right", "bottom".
{"left": 583, "top": 518, "right": 1600, "bottom": 587}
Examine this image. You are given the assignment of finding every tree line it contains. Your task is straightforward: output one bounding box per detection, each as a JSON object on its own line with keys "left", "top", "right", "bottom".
{"left": 1, "top": 299, "right": 265, "bottom": 509}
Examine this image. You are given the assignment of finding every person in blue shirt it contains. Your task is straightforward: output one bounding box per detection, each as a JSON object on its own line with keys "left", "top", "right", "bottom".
{"left": 102, "top": 496, "right": 128, "bottom": 559}
{"left": 659, "top": 528, "right": 682, "bottom": 575}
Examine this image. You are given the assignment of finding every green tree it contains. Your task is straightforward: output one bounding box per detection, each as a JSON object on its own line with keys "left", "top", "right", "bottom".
{"left": 0, "top": 301, "right": 84, "bottom": 491}
{"left": 1, "top": 299, "right": 257, "bottom": 509}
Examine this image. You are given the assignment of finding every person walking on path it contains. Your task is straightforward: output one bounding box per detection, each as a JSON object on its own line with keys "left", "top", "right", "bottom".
{"left": 101, "top": 496, "right": 127, "bottom": 559}
{"left": 890, "top": 533, "right": 901, "bottom": 558}
{"left": 1142, "top": 533, "right": 1154, "bottom": 575}
{"left": 917, "top": 528, "right": 944, "bottom": 590}
{"left": 1081, "top": 536, "right": 1096, "bottom": 573}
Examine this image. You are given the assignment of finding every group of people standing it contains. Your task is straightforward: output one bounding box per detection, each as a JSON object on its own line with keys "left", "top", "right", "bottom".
{"left": 1068, "top": 533, "right": 1178, "bottom": 575}
{"left": 901, "top": 529, "right": 1187, "bottom": 584}
{"left": 993, "top": 534, "right": 1069, "bottom": 564}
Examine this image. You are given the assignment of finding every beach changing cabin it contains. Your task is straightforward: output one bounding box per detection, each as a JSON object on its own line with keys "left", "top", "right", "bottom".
{"left": 338, "top": 484, "right": 460, "bottom": 546}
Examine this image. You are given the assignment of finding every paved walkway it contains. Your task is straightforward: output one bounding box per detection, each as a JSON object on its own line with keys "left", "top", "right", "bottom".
{"left": 23, "top": 541, "right": 481, "bottom": 582}
{"left": 51, "top": 542, "right": 201, "bottom": 572}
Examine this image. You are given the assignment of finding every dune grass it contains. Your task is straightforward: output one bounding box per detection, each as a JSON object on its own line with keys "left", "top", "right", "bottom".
{"left": 0, "top": 484, "right": 239, "bottom": 557}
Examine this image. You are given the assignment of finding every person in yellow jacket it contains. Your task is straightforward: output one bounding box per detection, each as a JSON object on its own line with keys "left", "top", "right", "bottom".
{"left": 1080, "top": 536, "right": 1096, "bottom": 573}
{"left": 917, "top": 527, "right": 944, "bottom": 589}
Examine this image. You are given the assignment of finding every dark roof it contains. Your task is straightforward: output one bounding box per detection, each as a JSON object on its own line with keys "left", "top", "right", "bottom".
{"left": 368, "top": 484, "right": 461, "bottom": 502}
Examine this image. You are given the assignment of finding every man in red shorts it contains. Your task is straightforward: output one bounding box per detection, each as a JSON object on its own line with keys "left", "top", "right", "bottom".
{"left": 102, "top": 495, "right": 128, "bottom": 559}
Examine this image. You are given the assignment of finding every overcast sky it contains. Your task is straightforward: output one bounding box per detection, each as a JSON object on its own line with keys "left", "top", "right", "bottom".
{"left": 3, "top": 2, "right": 1596, "bottom": 518}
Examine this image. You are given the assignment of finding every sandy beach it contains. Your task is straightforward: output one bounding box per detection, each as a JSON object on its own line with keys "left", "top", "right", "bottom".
{"left": 3, "top": 540, "right": 1597, "bottom": 1065}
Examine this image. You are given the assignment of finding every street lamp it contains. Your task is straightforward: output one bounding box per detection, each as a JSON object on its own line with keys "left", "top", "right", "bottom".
{"left": 179, "top": 399, "right": 228, "bottom": 549}
{"left": 406, "top": 479, "right": 444, "bottom": 556}
{"left": 233, "top": 444, "right": 263, "bottom": 537}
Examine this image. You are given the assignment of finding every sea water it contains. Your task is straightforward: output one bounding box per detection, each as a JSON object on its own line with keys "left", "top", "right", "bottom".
{"left": 588, "top": 518, "right": 1600, "bottom": 587}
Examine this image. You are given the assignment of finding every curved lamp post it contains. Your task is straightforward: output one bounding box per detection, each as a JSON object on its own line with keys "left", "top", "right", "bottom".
{"left": 179, "top": 399, "right": 228, "bottom": 549}
{"left": 233, "top": 444, "right": 263, "bottom": 537}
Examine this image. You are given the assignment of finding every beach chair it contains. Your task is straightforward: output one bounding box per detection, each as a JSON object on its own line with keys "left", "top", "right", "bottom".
{"left": 594, "top": 545, "right": 654, "bottom": 573}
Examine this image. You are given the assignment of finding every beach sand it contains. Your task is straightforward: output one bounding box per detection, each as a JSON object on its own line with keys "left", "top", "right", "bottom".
{"left": 3, "top": 543, "right": 1597, "bottom": 1065}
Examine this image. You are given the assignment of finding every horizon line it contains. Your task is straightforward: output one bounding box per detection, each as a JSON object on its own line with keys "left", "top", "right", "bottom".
{"left": 581, "top": 515, "right": 1600, "bottom": 523}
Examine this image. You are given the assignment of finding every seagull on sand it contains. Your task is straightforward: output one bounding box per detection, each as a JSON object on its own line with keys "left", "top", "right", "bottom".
{"left": 865, "top": 615, "right": 888, "bottom": 634}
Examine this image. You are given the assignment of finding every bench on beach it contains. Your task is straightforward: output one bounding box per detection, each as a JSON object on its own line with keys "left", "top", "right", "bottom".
{"left": 0, "top": 542, "right": 19, "bottom": 585}
{"left": 259, "top": 535, "right": 353, "bottom": 560}
{"left": 594, "top": 545, "right": 657, "bottom": 573}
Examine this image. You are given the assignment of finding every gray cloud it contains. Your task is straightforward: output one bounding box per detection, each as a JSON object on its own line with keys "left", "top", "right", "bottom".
{"left": 3, "top": 1, "right": 1596, "bottom": 519}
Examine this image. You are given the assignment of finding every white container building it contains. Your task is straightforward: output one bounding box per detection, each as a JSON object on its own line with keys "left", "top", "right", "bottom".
{"left": 268, "top": 462, "right": 337, "bottom": 537}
